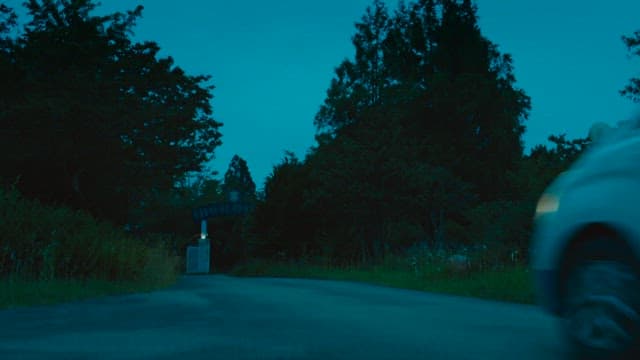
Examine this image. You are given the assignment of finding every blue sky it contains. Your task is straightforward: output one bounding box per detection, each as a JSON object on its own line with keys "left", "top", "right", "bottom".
{"left": 6, "top": 0, "right": 640, "bottom": 188}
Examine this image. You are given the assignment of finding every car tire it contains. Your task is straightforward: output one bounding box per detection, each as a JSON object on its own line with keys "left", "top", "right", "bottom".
{"left": 563, "top": 244, "right": 640, "bottom": 360}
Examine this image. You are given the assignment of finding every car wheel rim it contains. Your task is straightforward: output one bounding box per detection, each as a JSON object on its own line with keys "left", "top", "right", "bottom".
{"left": 566, "top": 261, "right": 640, "bottom": 352}
{"left": 569, "top": 297, "right": 635, "bottom": 351}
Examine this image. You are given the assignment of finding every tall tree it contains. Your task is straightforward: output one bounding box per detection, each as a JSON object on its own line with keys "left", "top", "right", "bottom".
{"left": 0, "top": 4, "right": 17, "bottom": 128}
{"left": 315, "top": 0, "right": 391, "bottom": 133}
{"left": 307, "top": 109, "right": 474, "bottom": 262}
{"left": 621, "top": 30, "right": 640, "bottom": 102}
{"left": 222, "top": 155, "right": 256, "bottom": 202}
{"left": 0, "top": 0, "right": 222, "bottom": 222}
{"left": 314, "top": 0, "right": 529, "bottom": 202}
{"left": 0, "top": 3, "right": 16, "bottom": 45}
{"left": 300, "top": 0, "right": 530, "bottom": 262}
{"left": 249, "top": 152, "right": 316, "bottom": 259}
{"left": 423, "top": 0, "right": 529, "bottom": 199}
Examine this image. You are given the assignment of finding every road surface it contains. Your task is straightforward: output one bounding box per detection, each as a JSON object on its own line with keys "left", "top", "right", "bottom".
{"left": 0, "top": 275, "right": 568, "bottom": 359}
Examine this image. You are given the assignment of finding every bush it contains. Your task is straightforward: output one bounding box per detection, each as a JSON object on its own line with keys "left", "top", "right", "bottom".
{"left": 0, "top": 187, "right": 179, "bottom": 283}
{"left": 465, "top": 200, "right": 534, "bottom": 263}
{"left": 402, "top": 240, "right": 525, "bottom": 277}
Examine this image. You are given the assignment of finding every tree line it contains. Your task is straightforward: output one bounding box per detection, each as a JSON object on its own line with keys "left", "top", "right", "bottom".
{"left": 247, "top": 0, "right": 640, "bottom": 266}
{"left": 1, "top": 0, "right": 639, "bottom": 270}
{"left": 0, "top": 1, "right": 226, "bottom": 230}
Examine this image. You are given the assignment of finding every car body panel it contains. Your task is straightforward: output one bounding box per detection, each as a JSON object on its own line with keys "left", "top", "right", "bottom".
{"left": 531, "top": 128, "right": 640, "bottom": 315}
{"left": 533, "top": 268, "right": 561, "bottom": 314}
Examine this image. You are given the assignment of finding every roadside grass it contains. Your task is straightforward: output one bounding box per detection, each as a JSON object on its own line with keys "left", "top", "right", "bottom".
{"left": 0, "top": 187, "right": 182, "bottom": 309}
{"left": 231, "top": 259, "right": 535, "bottom": 304}
{"left": 0, "top": 247, "right": 180, "bottom": 310}
{"left": 0, "top": 276, "right": 174, "bottom": 309}
{"left": 0, "top": 246, "right": 180, "bottom": 309}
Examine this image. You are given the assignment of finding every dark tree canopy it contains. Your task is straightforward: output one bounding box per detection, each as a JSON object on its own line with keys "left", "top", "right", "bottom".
{"left": 222, "top": 155, "right": 256, "bottom": 202}
{"left": 2, "top": 0, "right": 607, "bottom": 268}
{"left": 242, "top": 0, "right": 539, "bottom": 264}
{"left": 247, "top": 151, "right": 319, "bottom": 260}
{"left": 0, "top": 4, "right": 16, "bottom": 37}
{"left": 0, "top": 0, "right": 222, "bottom": 223}
{"left": 315, "top": 0, "right": 530, "bottom": 202}
{"left": 621, "top": 30, "right": 640, "bottom": 102}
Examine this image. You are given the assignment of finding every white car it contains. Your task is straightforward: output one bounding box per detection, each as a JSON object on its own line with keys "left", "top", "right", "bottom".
{"left": 531, "top": 126, "right": 640, "bottom": 358}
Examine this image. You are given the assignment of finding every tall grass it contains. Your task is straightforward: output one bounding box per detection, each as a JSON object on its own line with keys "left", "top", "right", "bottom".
{"left": 0, "top": 187, "right": 180, "bottom": 294}
{"left": 231, "top": 247, "right": 535, "bottom": 304}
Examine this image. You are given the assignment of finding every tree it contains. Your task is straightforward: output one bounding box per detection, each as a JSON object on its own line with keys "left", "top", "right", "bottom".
{"left": 315, "top": 0, "right": 529, "bottom": 203}
{"left": 421, "top": 0, "right": 529, "bottom": 200}
{"left": 480, "top": 133, "right": 592, "bottom": 259}
{"left": 222, "top": 155, "right": 256, "bottom": 202}
{"left": 315, "top": 0, "right": 391, "bottom": 133}
{"left": 0, "top": 0, "right": 222, "bottom": 223}
{"left": 0, "top": 3, "right": 16, "bottom": 48}
{"left": 196, "top": 173, "right": 224, "bottom": 204}
{"left": 621, "top": 30, "right": 640, "bottom": 102}
{"left": 296, "top": 0, "right": 530, "bottom": 263}
{"left": 0, "top": 4, "right": 17, "bottom": 133}
{"left": 307, "top": 109, "right": 475, "bottom": 263}
{"left": 249, "top": 152, "right": 316, "bottom": 260}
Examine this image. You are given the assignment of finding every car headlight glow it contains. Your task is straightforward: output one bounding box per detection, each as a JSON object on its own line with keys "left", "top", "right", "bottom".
{"left": 535, "top": 194, "right": 559, "bottom": 217}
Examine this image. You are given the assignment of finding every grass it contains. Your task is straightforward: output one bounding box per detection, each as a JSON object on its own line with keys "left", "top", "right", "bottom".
{"left": 231, "top": 259, "right": 535, "bottom": 304}
{"left": 0, "top": 246, "right": 180, "bottom": 309}
{"left": 0, "top": 245, "right": 180, "bottom": 310}
{"left": 0, "top": 276, "right": 175, "bottom": 309}
{"left": 0, "top": 187, "right": 182, "bottom": 309}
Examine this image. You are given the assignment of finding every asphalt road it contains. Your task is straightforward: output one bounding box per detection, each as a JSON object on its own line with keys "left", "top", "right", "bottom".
{"left": 0, "top": 275, "right": 569, "bottom": 359}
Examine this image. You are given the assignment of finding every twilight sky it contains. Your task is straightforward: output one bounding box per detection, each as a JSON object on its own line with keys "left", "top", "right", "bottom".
{"left": 7, "top": 0, "right": 640, "bottom": 188}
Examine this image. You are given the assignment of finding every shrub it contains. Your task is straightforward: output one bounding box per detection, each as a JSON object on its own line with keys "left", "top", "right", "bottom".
{"left": 0, "top": 187, "right": 179, "bottom": 284}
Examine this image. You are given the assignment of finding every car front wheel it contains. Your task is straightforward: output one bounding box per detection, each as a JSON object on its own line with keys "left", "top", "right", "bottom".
{"left": 564, "top": 259, "right": 640, "bottom": 359}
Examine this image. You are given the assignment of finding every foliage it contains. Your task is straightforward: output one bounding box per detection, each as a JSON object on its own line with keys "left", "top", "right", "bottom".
{"left": 466, "top": 134, "right": 591, "bottom": 256}
{"left": 0, "top": 1, "right": 222, "bottom": 223}
{"left": 0, "top": 3, "right": 16, "bottom": 43}
{"left": 231, "top": 256, "right": 534, "bottom": 304}
{"left": 222, "top": 154, "right": 257, "bottom": 202}
{"left": 245, "top": 0, "right": 601, "bottom": 268}
{"left": 2, "top": 0, "right": 620, "bottom": 276}
{"left": 131, "top": 154, "right": 259, "bottom": 271}
{"left": 127, "top": 175, "right": 213, "bottom": 236}
{"left": 0, "top": 186, "right": 180, "bottom": 282}
{"left": 315, "top": 0, "right": 530, "bottom": 201}
{"left": 248, "top": 0, "right": 531, "bottom": 265}
{"left": 621, "top": 30, "right": 640, "bottom": 102}
{"left": 197, "top": 155, "right": 259, "bottom": 270}
{"left": 250, "top": 152, "right": 315, "bottom": 260}
{"left": 306, "top": 112, "right": 475, "bottom": 263}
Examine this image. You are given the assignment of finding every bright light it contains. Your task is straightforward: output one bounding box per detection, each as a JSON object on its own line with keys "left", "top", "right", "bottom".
{"left": 535, "top": 194, "right": 560, "bottom": 216}
{"left": 200, "top": 233, "right": 207, "bottom": 240}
